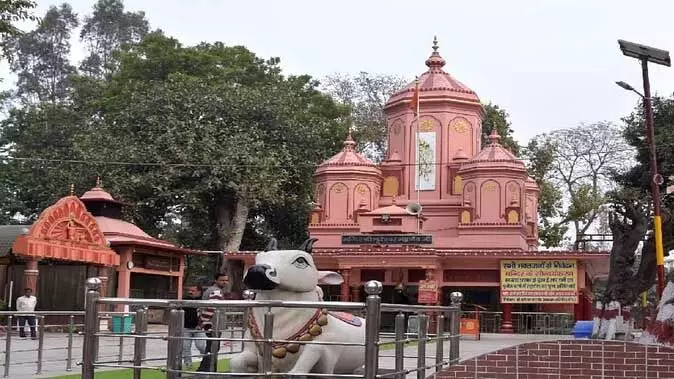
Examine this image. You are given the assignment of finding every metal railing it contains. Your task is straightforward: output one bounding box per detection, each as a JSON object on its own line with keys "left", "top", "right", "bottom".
{"left": 463, "top": 311, "right": 575, "bottom": 335}
{"left": 81, "top": 278, "right": 463, "bottom": 379}
{"left": 0, "top": 310, "right": 84, "bottom": 377}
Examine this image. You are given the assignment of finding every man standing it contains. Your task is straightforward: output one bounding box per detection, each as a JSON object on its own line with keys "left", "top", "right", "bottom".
{"left": 182, "top": 285, "right": 207, "bottom": 369}
{"left": 16, "top": 288, "right": 37, "bottom": 340}
{"left": 197, "top": 273, "right": 232, "bottom": 373}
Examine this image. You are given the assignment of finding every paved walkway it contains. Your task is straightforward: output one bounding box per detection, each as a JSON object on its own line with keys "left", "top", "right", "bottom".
{"left": 1, "top": 331, "right": 569, "bottom": 379}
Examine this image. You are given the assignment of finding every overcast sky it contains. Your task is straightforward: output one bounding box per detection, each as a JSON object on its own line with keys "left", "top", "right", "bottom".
{"left": 3, "top": 0, "right": 674, "bottom": 144}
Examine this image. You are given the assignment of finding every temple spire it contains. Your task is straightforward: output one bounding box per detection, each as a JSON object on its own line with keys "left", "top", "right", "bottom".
{"left": 425, "top": 36, "right": 446, "bottom": 71}
{"left": 488, "top": 128, "right": 502, "bottom": 145}
{"left": 343, "top": 128, "right": 356, "bottom": 151}
{"left": 69, "top": 183, "right": 74, "bottom": 196}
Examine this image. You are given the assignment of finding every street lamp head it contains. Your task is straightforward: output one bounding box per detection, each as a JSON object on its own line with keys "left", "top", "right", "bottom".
{"left": 616, "top": 81, "right": 635, "bottom": 91}
{"left": 618, "top": 39, "right": 671, "bottom": 67}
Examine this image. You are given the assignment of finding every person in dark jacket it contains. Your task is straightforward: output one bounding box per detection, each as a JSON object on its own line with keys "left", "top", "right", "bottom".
{"left": 182, "top": 286, "right": 206, "bottom": 368}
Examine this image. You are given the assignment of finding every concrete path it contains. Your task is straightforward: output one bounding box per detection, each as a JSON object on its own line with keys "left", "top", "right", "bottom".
{"left": 2, "top": 331, "right": 569, "bottom": 379}
{"left": 378, "top": 333, "right": 572, "bottom": 379}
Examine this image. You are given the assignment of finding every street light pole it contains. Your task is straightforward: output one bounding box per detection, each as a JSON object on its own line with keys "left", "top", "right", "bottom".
{"left": 617, "top": 39, "right": 671, "bottom": 299}
{"left": 640, "top": 58, "right": 667, "bottom": 299}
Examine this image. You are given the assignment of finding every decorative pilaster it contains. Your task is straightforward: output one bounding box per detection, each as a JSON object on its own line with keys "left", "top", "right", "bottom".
{"left": 500, "top": 302, "right": 514, "bottom": 333}
{"left": 340, "top": 269, "right": 351, "bottom": 301}
{"left": 23, "top": 258, "right": 39, "bottom": 293}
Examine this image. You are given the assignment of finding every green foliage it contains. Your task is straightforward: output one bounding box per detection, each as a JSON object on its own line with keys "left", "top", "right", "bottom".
{"left": 5, "top": 3, "right": 78, "bottom": 104}
{"left": 0, "top": 0, "right": 38, "bottom": 61}
{"left": 79, "top": 0, "right": 149, "bottom": 78}
{"left": 523, "top": 137, "right": 567, "bottom": 247}
{"left": 481, "top": 102, "right": 519, "bottom": 155}
{"left": 617, "top": 94, "right": 674, "bottom": 253}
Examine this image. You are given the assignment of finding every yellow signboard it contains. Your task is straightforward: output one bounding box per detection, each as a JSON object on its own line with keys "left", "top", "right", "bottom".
{"left": 500, "top": 259, "right": 578, "bottom": 304}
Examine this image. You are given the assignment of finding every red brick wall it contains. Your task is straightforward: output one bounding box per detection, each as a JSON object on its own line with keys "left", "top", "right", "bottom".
{"left": 436, "top": 339, "right": 674, "bottom": 379}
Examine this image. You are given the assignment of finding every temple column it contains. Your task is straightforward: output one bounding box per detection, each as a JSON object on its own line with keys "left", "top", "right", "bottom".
{"left": 340, "top": 269, "right": 351, "bottom": 301}
{"left": 116, "top": 248, "right": 133, "bottom": 312}
{"left": 177, "top": 256, "right": 185, "bottom": 300}
{"left": 574, "top": 292, "right": 584, "bottom": 321}
{"left": 351, "top": 285, "right": 361, "bottom": 302}
{"left": 500, "top": 302, "right": 514, "bottom": 333}
{"left": 425, "top": 269, "right": 438, "bottom": 332}
{"left": 23, "top": 258, "right": 39, "bottom": 293}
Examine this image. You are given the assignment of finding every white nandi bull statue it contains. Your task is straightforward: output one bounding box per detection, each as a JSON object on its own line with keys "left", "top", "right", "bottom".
{"left": 229, "top": 238, "right": 366, "bottom": 375}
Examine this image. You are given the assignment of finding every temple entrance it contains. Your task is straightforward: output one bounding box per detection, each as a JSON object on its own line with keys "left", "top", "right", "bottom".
{"left": 129, "top": 273, "right": 178, "bottom": 323}
{"left": 441, "top": 287, "right": 499, "bottom": 310}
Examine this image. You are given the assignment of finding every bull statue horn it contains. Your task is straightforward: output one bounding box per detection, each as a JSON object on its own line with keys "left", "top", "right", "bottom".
{"left": 264, "top": 238, "right": 278, "bottom": 252}
{"left": 299, "top": 238, "right": 318, "bottom": 254}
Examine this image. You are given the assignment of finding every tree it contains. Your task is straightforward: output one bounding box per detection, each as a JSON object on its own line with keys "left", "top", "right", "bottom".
{"left": 79, "top": 0, "right": 149, "bottom": 78}
{"left": 0, "top": 0, "right": 38, "bottom": 62}
{"left": 75, "top": 33, "right": 348, "bottom": 291}
{"left": 481, "top": 102, "right": 519, "bottom": 155}
{"left": 523, "top": 137, "right": 567, "bottom": 247}
{"left": 321, "top": 72, "right": 407, "bottom": 162}
{"left": 0, "top": 3, "right": 87, "bottom": 222}
{"left": 603, "top": 189, "right": 655, "bottom": 306}
{"left": 618, "top": 94, "right": 674, "bottom": 255}
{"left": 5, "top": 3, "right": 78, "bottom": 104}
{"left": 524, "top": 122, "right": 633, "bottom": 249}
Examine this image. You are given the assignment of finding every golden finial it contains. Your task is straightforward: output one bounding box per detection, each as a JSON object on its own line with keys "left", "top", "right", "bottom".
{"left": 96, "top": 176, "right": 102, "bottom": 188}
{"left": 69, "top": 183, "right": 75, "bottom": 196}
{"left": 432, "top": 36, "right": 439, "bottom": 52}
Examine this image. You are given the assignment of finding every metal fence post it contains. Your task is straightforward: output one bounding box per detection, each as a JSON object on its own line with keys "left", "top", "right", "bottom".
{"left": 3, "top": 315, "right": 12, "bottom": 377}
{"left": 416, "top": 313, "right": 428, "bottom": 379}
{"left": 209, "top": 309, "right": 223, "bottom": 373}
{"left": 394, "top": 312, "right": 405, "bottom": 379}
{"left": 449, "top": 292, "right": 463, "bottom": 365}
{"left": 166, "top": 309, "right": 184, "bottom": 379}
{"left": 36, "top": 315, "right": 45, "bottom": 374}
{"left": 435, "top": 313, "right": 445, "bottom": 371}
{"left": 261, "top": 307, "right": 274, "bottom": 376}
{"left": 133, "top": 307, "right": 148, "bottom": 379}
{"left": 82, "top": 277, "right": 101, "bottom": 379}
{"left": 66, "top": 315, "right": 74, "bottom": 371}
{"left": 364, "top": 280, "right": 382, "bottom": 379}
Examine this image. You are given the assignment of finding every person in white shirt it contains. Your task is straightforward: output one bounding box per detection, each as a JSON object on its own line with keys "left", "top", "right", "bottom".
{"left": 16, "top": 288, "right": 37, "bottom": 339}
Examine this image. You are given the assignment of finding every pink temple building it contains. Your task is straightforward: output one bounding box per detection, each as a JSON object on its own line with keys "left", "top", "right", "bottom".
{"left": 225, "top": 39, "right": 610, "bottom": 331}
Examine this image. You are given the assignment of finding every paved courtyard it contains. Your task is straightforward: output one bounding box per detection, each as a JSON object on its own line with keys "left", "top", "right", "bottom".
{"left": 0, "top": 331, "right": 570, "bottom": 379}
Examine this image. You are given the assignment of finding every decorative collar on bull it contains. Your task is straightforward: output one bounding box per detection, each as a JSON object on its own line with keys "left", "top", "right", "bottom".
{"left": 230, "top": 237, "right": 366, "bottom": 376}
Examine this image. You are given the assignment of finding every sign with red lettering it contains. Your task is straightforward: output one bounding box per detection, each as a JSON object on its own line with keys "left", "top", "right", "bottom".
{"left": 417, "top": 280, "right": 438, "bottom": 304}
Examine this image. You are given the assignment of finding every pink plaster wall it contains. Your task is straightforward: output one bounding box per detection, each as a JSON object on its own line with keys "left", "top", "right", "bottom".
{"left": 309, "top": 44, "right": 540, "bottom": 253}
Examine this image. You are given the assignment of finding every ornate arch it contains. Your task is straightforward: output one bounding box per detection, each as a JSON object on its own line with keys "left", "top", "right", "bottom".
{"left": 12, "top": 196, "right": 118, "bottom": 266}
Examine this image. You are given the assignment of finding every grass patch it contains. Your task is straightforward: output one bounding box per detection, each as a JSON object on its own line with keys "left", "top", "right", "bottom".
{"left": 379, "top": 340, "right": 421, "bottom": 350}
{"left": 47, "top": 359, "right": 230, "bottom": 379}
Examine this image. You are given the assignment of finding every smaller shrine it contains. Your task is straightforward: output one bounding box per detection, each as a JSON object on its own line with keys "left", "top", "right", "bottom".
{"left": 0, "top": 179, "right": 197, "bottom": 323}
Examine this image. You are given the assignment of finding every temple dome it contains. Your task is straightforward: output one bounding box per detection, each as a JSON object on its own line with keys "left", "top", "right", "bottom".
{"left": 385, "top": 37, "right": 480, "bottom": 109}
{"left": 314, "top": 131, "right": 382, "bottom": 177}
{"left": 80, "top": 178, "right": 125, "bottom": 205}
{"left": 459, "top": 129, "right": 527, "bottom": 173}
